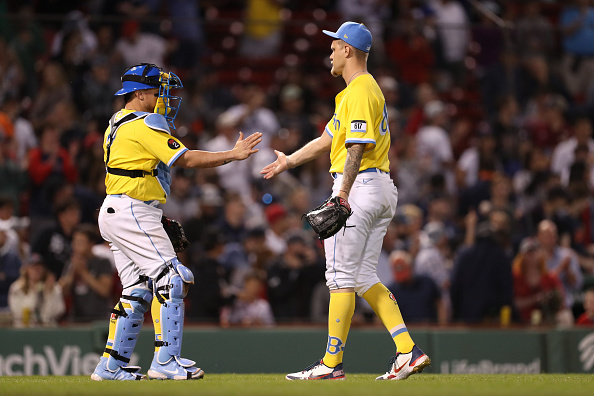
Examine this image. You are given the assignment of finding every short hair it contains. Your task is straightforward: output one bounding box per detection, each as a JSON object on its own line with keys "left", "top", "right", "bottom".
{"left": 53, "top": 198, "right": 80, "bottom": 217}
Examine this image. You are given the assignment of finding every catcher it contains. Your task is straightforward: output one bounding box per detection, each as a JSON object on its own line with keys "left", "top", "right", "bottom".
{"left": 92, "top": 63, "right": 261, "bottom": 381}
{"left": 262, "top": 22, "right": 430, "bottom": 381}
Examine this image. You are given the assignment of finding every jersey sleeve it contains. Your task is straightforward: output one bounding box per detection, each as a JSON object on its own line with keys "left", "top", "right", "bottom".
{"left": 343, "top": 92, "right": 376, "bottom": 151}
{"left": 138, "top": 115, "right": 188, "bottom": 167}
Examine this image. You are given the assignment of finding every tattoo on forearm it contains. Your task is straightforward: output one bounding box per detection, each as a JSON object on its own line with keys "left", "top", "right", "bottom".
{"left": 222, "top": 159, "right": 233, "bottom": 165}
{"left": 341, "top": 144, "right": 364, "bottom": 195}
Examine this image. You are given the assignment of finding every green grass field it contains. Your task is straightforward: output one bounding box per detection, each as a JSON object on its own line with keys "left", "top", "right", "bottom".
{"left": 1, "top": 374, "right": 593, "bottom": 396}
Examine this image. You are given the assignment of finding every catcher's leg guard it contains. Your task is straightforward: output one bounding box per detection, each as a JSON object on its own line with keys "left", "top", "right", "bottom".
{"left": 148, "top": 259, "right": 204, "bottom": 380}
{"left": 92, "top": 286, "right": 152, "bottom": 381}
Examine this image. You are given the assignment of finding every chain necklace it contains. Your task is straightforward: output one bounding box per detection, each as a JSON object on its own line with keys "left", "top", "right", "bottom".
{"left": 347, "top": 69, "right": 367, "bottom": 85}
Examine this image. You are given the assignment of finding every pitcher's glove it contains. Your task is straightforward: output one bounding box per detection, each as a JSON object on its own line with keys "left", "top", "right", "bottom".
{"left": 161, "top": 215, "right": 190, "bottom": 253}
{"left": 303, "top": 196, "right": 352, "bottom": 240}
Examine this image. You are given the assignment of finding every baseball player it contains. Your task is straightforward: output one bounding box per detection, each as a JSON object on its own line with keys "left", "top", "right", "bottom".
{"left": 92, "top": 63, "right": 261, "bottom": 381}
{"left": 261, "top": 22, "right": 430, "bottom": 380}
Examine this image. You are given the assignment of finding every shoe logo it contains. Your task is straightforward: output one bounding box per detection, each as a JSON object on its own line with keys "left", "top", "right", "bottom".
{"left": 393, "top": 358, "right": 411, "bottom": 373}
{"left": 362, "top": 178, "right": 373, "bottom": 184}
{"left": 159, "top": 367, "right": 180, "bottom": 375}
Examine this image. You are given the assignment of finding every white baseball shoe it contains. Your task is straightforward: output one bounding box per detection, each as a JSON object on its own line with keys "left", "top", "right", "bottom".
{"left": 91, "top": 357, "right": 146, "bottom": 381}
{"left": 286, "top": 359, "right": 345, "bottom": 380}
{"left": 147, "top": 356, "right": 205, "bottom": 380}
{"left": 376, "top": 345, "right": 431, "bottom": 380}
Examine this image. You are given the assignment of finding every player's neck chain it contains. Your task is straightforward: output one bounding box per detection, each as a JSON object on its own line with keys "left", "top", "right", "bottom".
{"left": 347, "top": 69, "right": 368, "bottom": 85}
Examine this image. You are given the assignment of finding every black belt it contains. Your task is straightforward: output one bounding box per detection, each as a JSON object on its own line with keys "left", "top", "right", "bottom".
{"left": 107, "top": 167, "right": 159, "bottom": 178}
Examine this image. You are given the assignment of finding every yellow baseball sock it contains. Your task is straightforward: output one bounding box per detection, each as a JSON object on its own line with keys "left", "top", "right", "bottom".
{"left": 102, "top": 302, "right": 128, "bottom": 359}
{"left": 322, "top": 292, "right": 355, "bottom": 368}
{"left": 363, "top": 283, "right": 415, "bottom": 354}
{"left": 151, "top": 298, "right": 163, "bottom": 354}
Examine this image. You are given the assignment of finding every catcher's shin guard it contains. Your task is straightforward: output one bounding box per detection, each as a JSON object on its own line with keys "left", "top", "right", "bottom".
{"left": 104, "top": 287, "right": 153, "bottom": 372}
{"left": 152, "top": 259, "right": 195, "bottom": 366}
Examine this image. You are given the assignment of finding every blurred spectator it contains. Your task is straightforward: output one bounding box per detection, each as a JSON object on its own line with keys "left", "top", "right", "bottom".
{"left": 185, "top": 228, "right": 229, "bottom": 323}
{"left": 0, "top": 39, "right": 25, "bottom": 102}
{"left": 0, "top": 197, "right": 22, "bottom": 257}
{"left": 404, "top": 83, "right": 438, "bottom": 136}
{"left": 30, "top": 199, "right": 81, "bottom": 279}
{"left": 450, "top": 213, "right": 514, "bottom": 323}
{"left": 386, "top": 250, "right": 446, "bottom": 324}
{"left": 267, "top": 232, "right": 323, "bottom": 321}
{"left": 28, "top": 62, "right": 72, "bottom": 131}
{"left": 576, "top": 287, "right": 594, "bottom": 326}
{"left": 521, "top": 92, "right": 571, "bottom": 153}
{"left": 514, "top": 1, "right": 555, "bottom": 60}
{"left": 80, "top": 56, "right": 118, "bottom": 125}
{"left": 27, "top": 123, "right": 78, "bottom": 219}
{"left": 470, "top": 0, "right": 505, "bottom": 75}
{"left": 216, "top": 192, "right": 248, "bottom": 244}
{"left": 165, "top": 0, "right": 205, "bottom": 70}
{"left": 481, "top": 47, "right": 522, "bottom": 115}
{"left": 0, "top": 224, "right": 22, "bottom": 313}
{"left": 512, "top": 237, "right": 567, "bottom": 325}
{"left": 183, "top": 183, "right": 224, "bottom": 244}
{"left": 430, "top": 0, "right": 470, "bottom": 87}
{"left": 414, "top": 221, "right": 451, "bottom": 312}
{"left": 559, "top": 0, "right": 594, "bottom": 103}
{"left": 239, "top": 0, "right": 284, "bottom": 58}
{"left": 520, "top": 186, "right": 575, "bottom": 245}
{"left": 551, "top": 116, "right": 594, "bottom": 182}
{"left": 7, "top": 253, "right": 65, "bottom": 327}
{"left": 224, "top": 84, "right": 281, "bottom": 150}
{"left": 275, "top": 84, "right": 317, "bottom": 148}
{"left": 264, "top": 203, "right": 289, "bottom": 255}
{"left": 489, "top": 95, "right": 522, "bottom": 176}
{"left": 537, "top": 220, "right": 584, "bottom": 313}
{"left": 220, "top": 271, "right": 275, "bottom": 327}
{"left": 415, "top": 100, "right": 456, "bottom": 194}
{"left": 457, "top": 123, "right": 503, "bottom": 189}
{"left": 161, "top": 168, "right": 200, "bottom": 225}
{"left": 113, "top": 20, "right": 170, "bottom": 67}
{"left": 203, "top": 110, "right": 254, "bottom": 202}
{"left": 0, "top": 129, "right": 28, "bottom": 216}
{"left": 59, "top": 224, "right": 113, "bottom": 322}
{"left": 0, "top": 95, "right": 36, "bottom": 168}
{"left": 394, "top": 135, "right": 427, "bottom": 206}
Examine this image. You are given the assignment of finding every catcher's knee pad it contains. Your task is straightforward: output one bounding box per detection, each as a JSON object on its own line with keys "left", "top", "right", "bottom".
{"left": 106, "top": 287, "right": 152, "bottom": 371}
{"left": 153, "top": 258, "right": 194, "bottom": 364}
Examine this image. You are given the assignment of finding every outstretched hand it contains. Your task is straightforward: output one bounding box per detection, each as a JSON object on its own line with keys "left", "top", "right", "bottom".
{"left": 260, "top": 150, "right": 289, "bottom": 179}
{"left": 234, "top": 131, "right": 262, "bottom": 160}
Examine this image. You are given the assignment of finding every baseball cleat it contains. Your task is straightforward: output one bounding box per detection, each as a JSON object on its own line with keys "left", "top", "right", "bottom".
{"left": 147, "top": 358, "right": 205, "bottom": 380}
{"left": 376, "top": 345, "right": 431, "bottom": 380}
{"left": 91, "top": 356, "right": 146, "bottom": 381}
{"left": 285, "top": 359, "right": 345, "bottom": 380}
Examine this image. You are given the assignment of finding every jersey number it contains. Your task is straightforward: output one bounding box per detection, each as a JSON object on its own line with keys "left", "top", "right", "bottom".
{"left": 380, "top": 103, "right": 389, "bottom": 136}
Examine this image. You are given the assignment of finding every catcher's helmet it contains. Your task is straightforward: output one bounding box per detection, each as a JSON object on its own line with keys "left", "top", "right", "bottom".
{"left": 115, "top": 63, "right": 183, "bottom": 129}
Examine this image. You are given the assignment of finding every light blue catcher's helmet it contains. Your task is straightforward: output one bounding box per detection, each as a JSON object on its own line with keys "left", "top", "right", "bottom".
{"left": 115, "top": 63, "right": 183, "bottom": 129}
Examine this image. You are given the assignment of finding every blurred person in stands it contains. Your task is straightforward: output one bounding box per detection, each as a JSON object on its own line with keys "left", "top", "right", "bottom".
{"left": 450, "top": 210, "right": 514, "bottom": 323}
{"left": 27, "top": 123, "right": 78, "bottom": 219}
{"left": 220, "top": 271, "right": 275, "bottom": 327}
{"left": 267, "top": 232, "right": 324, "bottom": 321}
{"left": 113, "top": 20, "right": 170, "bottom": 67}
{"left": 8, "top": 253, "right": 64, "bottom": 327}
{"left": 551, "top": 116, "right": 594, "bottom": 184}
{"left": 512, "top": 237, "right": 567, "bottom": 325}
{"left": 416, "top": 100, "right": 456, "bottom": 195}
{"left": 31, "top": 198, "right": 81, "bottom": 279}
{"left": 514, "top": 1, "right": 555, "bottom": 60}
{"left": 0, "top": 123, "right": 28, "bottom": 217}
{"left": 28, "top": 62, "right": 72, "bottom": 131}
{"left": 239, "top": 0, "right": 284, "bottom": 58}
{"left": 387, "top": 250, "right": 446, "bottom": 324}
{"left": 161, "top": 168, "right": 200, "bottom": 226}
{"left": 559, "top": 0, "right": 594, "bottom": 104}
{"left": 264, "top": 203, "right": 289, "bottom": 256}
{"left": 576, "top": 288, "right": 594, "bottom": 326}
{"left": 537, "top": 220, "right": 583, "bottom": 316}
{"left": 0, "top": 222, "right": 21, "bottom": 319}
{"left": 59, "top": 224, "right": 113, "bottom": 322}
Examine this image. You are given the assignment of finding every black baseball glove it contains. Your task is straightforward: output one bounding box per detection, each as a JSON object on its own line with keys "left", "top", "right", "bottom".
{"left": 161, "top": 215, "right": 190, "bottom": 253}
{"left": 303, "top": 196, "right": 353, "bottom": 240}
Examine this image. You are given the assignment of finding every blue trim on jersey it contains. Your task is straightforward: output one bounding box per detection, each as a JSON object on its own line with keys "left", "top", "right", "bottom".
{"left": 167, "top": 147, "right": 188, "bottom": 167}
{"left": 130, "top": 202, "right": 167, "bottom": 265}
{"left": 325, "top": 126, "right": 334, "bottom": 138}
{"left": 331, "top": 234, "right": 339, "bottom": 288}
{"left": 391, "top": 327, "right": 408, "bottom": 338}
{"left": 345, "top": 138, "right": 376, "bottom": 144}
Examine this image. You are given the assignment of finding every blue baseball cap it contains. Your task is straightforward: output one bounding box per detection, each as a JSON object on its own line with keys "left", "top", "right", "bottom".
{"left": 323, "top": 22, "right": 372, "bottom": 53}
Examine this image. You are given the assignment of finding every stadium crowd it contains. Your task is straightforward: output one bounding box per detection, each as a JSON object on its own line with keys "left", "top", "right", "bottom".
{"left": 1, "top": 0, "right": 594, "bottom": 328}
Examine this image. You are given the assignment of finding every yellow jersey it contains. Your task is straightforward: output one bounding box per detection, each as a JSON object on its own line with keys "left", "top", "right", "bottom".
{"left": 325, "top": 74, "right": 390, "bottom": 174}
{"left": 103, "top": 109, "right": 188, "bottom": 203}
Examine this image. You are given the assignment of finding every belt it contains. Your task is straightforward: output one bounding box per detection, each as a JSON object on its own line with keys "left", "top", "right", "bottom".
{"left": 331, "top": 167, "right": 389, "bottom": 179}
{"left": 109, "top": 194, "right": 160, "bottom": 207}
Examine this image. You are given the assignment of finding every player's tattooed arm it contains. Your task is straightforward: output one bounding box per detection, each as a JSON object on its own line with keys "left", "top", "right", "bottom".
{"left": 339, "top": 143, "right": 365, "bottom": 198}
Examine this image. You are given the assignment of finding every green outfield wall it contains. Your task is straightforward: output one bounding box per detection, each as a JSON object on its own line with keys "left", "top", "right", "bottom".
{"left": 0, "top": 326, "right": 593, "bottom": 376}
